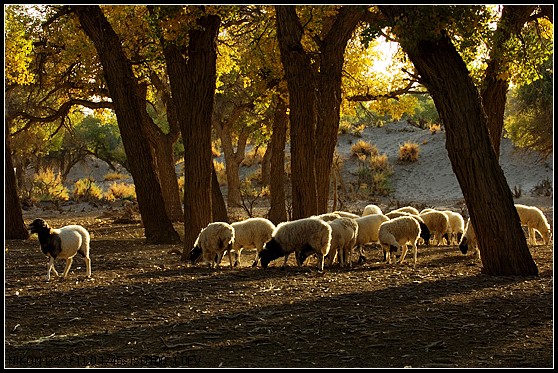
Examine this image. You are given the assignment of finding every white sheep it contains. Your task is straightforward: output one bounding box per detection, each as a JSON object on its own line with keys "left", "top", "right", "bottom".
{"left": 259, "top": 217, "right": 332, "bottom": 271}
{"left": 385, "top": 211, "right": 431, "bottom": 246}
{"left": 189, "top": 222, "right": 235, "bottom": 269}
{"left": 441, "top": 210, "right": 465, "bottom": 245}
{"left": 230, "top": 217, "right": 276, "bottom": 267}
{"left": 362, "top": 204, "right": 383, "bottom": 216}
{"left": 515, "top": 204, "right": 552, "bottom": 245}
{"left": 458, "top": 218, "right": 480, "bottom": 260}
{"left": 391, "top": 206, "right": 420, "bottom": 216}
{"left": 378, "top": 216, "right": 422, "bottom": 265}
{"left": 315, "top": 212, "right": 342, "bottom": 222}
{"left": 27, "top": 218, "right": 91, "bottom": 281}
{"left": 354, "top": 214, "right": 390, "bottom": 262}
{"left": 419, "top": 210, "right": 450, "bottom": 246}
{"left": 325, "top": 217, "right": 359, "bottom": 268}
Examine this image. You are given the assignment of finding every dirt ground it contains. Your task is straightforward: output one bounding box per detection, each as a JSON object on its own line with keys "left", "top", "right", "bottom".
{"left": 4, "top": 206, "right": 554, "bottom": 368}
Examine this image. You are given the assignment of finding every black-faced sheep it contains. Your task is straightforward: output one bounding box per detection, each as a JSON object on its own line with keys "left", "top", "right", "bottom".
{"left": 230, "top": 217, "right": 276, "bottom": 267}
{"left": 325, "top": 217, "right": 359, "bottom": 268}
{"left": 27, "top": 218, "right": 91, "bottom": 281}
{"left": 385, "top": 211, "right": 431, "bottom": 246}
{"left": 419, "top": 210, "right": 449, "bottom": 246}
{"left": 515, "top": 204, "right": 552, "bottom": 245}
{"left": 189, "top": 222, "right": 235, "bottom": 269}
{"left": 378, "top": 216, "right": 421, "bottom": 265}
{"left": 458, "top": 218, "right": 480, "bottom": 260}
{"left": 259, "top": 217, "right": 332, "bottom": 271}
{"left": 441, "top": 210, "right": 465, "bottom": 245}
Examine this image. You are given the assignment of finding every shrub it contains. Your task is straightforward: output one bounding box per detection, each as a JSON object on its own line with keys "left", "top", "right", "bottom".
{"left": 429, "top": 123, "right": 442, "bottom": 134}
{"left": 531, "top": 178, "right": 552, "bottom": 197}
{"left": 73, "top": 177, "right": 103, "bottom": 202}
{"left": 242, "top": 146, "right": 266, "bottom": 167}
{"left": 31, "top": 168, "right": 69, "bottom": 203}
{"left": 351, "top": 140, "right": 379, "bottom": 159}
{"left": 104, "top": 172, "right": 127, "bottom": 181}
{"left": 338, "top": 121, "right": 352, "bottom": 135}
{"left": 398, "top": 142, "right": 420, "bottom": 162}
{"left": 104, "top": 182, "right": 136, "bottom": 201}
{"left": 213, "top": 161, "right": 227, "bottom": 185}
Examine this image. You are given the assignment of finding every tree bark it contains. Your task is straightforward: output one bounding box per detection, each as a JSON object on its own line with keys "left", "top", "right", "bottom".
{"left": 73, "top": 5, "right": 181, "bottom": 244}
{"left": 275, "top": 5, "right": 318, "bottom": 219}
{"left": 379, "top": 6, "right": 537, "bottom": 276}
{"left": 5, "top": 135, "right": 30, "bottom": 239}
{"left": 211, "top": 162, "right": 229, "bottom": 223}
{"left": 159, "top": 9, "right": 221, "bottom": 258}
{"left": 267, "top": 94, "right": 288, "bottom": 225}
{"left": 481, "top": 5, "right": 537, "bottom": 158}
{"left": 315, "top": 6, "right": 367, "bottom": 213}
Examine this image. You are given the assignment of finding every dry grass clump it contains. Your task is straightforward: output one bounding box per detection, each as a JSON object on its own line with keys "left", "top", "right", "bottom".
{"left": 398, "top": 142, "right": 420, "bottom": 162}
{"left": 351, "top": 140, "right": 379, "bottom": 159}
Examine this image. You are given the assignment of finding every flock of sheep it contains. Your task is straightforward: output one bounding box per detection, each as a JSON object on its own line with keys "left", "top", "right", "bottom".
{"left": 27, "top": 203, "right": 551, "bottom": 280}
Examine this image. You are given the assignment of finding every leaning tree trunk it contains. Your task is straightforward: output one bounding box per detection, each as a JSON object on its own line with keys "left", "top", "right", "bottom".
{"left": 160, "top": 11, "right": 221, "bottom": 259}
{"left": 211, "top": 162, "right": 229, "bottom": 223}
{"left": 315, "top": 6, "right": 366, "bottom": 213}
{"left": 5, "top": 136, "right": 29, "bottom": 239}
{"left": 275, "top": 5, "right": 318, "bottom": 219}
{"left": 481, "top": 5, "right": 537, "bottom": 158}
{"left": 267, "top": 94, "right": 288, "bottom": 225}
{"left": 379, "top": 6, "right": 537, "bottom": 276}
{"left": 73, "top": 5, "right": 181, "bottom": 244}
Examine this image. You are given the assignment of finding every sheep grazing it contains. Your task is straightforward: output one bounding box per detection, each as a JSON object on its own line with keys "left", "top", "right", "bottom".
{"left": 419, "top": 210, "right": 449, "bottom": 246}
{"left": 259, "top": 217, "right": 332, "bottom": 271}
{"left": 325, "top": 217, "right": 359, "bottom": 268}
{"left": 354, "top": 214, "right": 390, "bottom": 262}
{"left": 332, "top": 210, "right": 360, "bottom": 219}
{"left": 378, "top": 216, "right": 421, "bottom": 265}
{"left": 362, "top": 204, "right": 383, "bottom": 216}
{"left": 189, "top": 222, "right": 235, "bottom": 269}
{"left": 27, "top": 218, "right": 91, "bottom": 281}
{"left": 441, "top": 210, "right": 465, "bottom": 245}
{"left": 230, "top": 217, "right": 276, "bottom": 267}
{"left": 515, "top": 204, "right": 552, "bottom": 245}
{"left": 458, "top": 218, "right": 480, "bottom": 260}
{"left": 385, "top": 211, "right": 431, "bottom": 246}
{"left": 315, "top": 212, "right": 342, "bottom": 222}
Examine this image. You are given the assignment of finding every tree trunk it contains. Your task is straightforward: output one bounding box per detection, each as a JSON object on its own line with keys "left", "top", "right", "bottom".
{"left": 159, "top": 10, "right": 221, "bottom": 258}
{"left": 211, "top": 162, "right": 229, "bottom": 223}
{"left": 481, "top": 5, "right": 537, "bottom": 158}
{"left": 275, "top": 5, "right": 317, "bottom": 219}
{"left": 267, "top": 94, "right": 288, "bottom": 225}
{"left": 73, "top": 5, "right": 181, "bottom": 244}
{"left": 261, "top": 143, "right": 272, "bottom": 187}
{"left": 379, "top": 6, "right": 537, "bottom": 276}
{"left": 5, "top": 136, "right": 30, "bottom": 239}
{"left": 315, "top": 6, "right": 366, "bottom": 213}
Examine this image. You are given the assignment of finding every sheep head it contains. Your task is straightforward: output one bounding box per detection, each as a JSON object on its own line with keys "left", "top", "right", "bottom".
{"left": 260, "top": 238, "right": 283, "bottom": 268}
{"left": 27, "top": 218, "right": 50, "bottom": 234}
{"left": 459, "top": 238, "right": 469, "bottom": 254}
{"left": 189, "top": 246, "right": 202, "bottom": 264}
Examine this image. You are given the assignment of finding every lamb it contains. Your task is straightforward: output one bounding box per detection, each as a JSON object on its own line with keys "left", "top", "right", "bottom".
{"left": 515, "top": 204, "right": 552, "bottom": 245}
{"left": 27, "top": 218, "right": 91, "bottom": 281}
{"left": 458, "top": 218, "right": 480, "bottom": 260}
{"left": 378, "top": 216, "right": 422, "bottom": 265}
{"left": 325, "top": 217, "right": 359, "bottom": 268}
{"left": 441, "top": 210, "right": 465, "bottom": 245}
{"left": 259, "top": 217, "right": 332, "bottom": 271}
{"left": 419, "top": 210, "right": 450, "bottom": 246}
{"left": 362, "top": 204, "right": 383, "bottom": 216}
{"left": 189, "top": 222, "right": 235, "bottom": 269}
{"left": 230, "top": 217, "right": 276, "bottom": 267}
{"left": 385, "top": 211, "right": 431, "bottom": 246}
{"left": 354, "top": 214, "right": 390, "bottom": 262}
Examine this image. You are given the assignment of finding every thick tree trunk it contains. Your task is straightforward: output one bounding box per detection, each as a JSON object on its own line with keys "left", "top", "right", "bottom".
{"left": 261, "top": 143, "right": 272, "bottom": 187}
{"left": 267, "top": 94, "right": 288, "bottom": 225}
{"left": 379, "top": 6, "right": 537, "bottom": 276}
{"left": 481, "top": 6, "right": 537, "bottom": 158}
{"left": 315, "top": 6, "right": 366, "bottom": 213}
{"left": 73, "top": 5, "right": 181, "bottom": 244}
{"left": 275, "top": 5, "right": 317, "bottom": 219}
{"left": 5, "top": 136, "right": 30, "bottom": 239}
{"left": 160, "top": 10, "right": 220, "bottom": 258}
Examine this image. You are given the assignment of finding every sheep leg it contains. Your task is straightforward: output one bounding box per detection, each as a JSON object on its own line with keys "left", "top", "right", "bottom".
{"left": 281, "top": 253, "right": 290, "bottom": 269}
{"left": 398, "top": 245, "right": 408, "bottom": 264}
{"left": 85, "top": 256, "right": 91, "bottom": 277}
{"left": 316, "top": 254, "right": 325, "bottom": 272}
{"left": 62, "top": 257, "right": 74, "bottom": 278}
{"left": 528, "top": 227, "right": 536, "bottom": 245}
{"left": 412, "top": 243, "right": 418, "bottom": 266}
{"left": 46, "top": 257, "right": 58, "bottom": 281}
{"left": 227, "top": 247, "right": 234, "bottom": 269}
